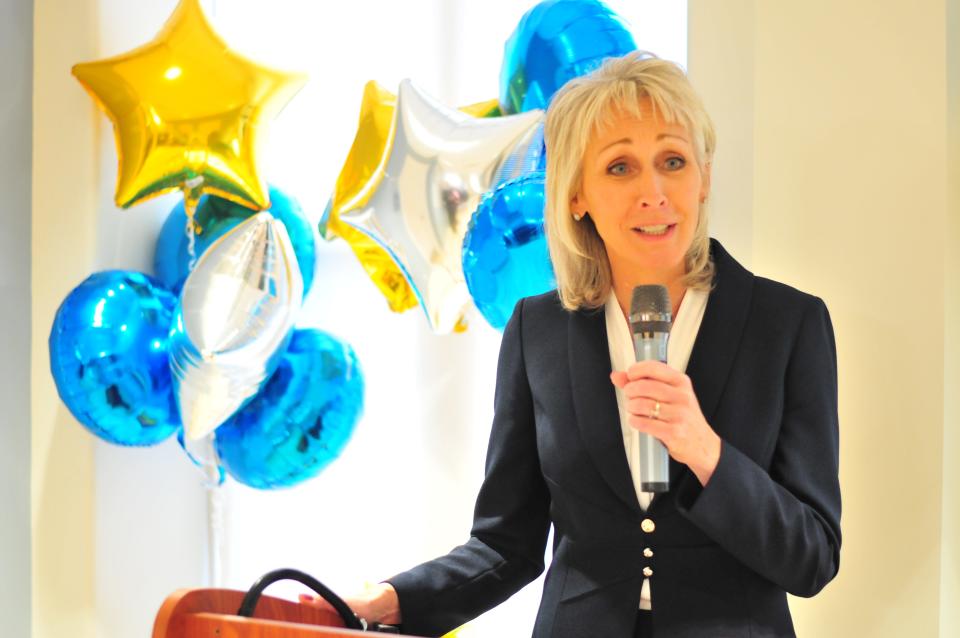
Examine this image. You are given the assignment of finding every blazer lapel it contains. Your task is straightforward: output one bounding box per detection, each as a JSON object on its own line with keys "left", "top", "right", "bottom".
{"left": 652, "top": 240, "right": 754, "bottom": 511}
{"left": 568, "top": 306, "right": 642, "bottom": 514}
{"left": 685, "top": 240, "right": 755, "bottom": 426}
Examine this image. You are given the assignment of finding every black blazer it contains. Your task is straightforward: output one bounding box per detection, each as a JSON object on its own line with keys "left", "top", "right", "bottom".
{"left": 388, "top": 240, "right": 841, "bottom": 637}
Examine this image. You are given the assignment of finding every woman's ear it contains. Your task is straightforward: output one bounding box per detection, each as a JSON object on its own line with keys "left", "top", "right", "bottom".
{"left": 700, "top": 162, "right": 712, "bottom": 203}
{"left": 570, "top": 192, "right": 585, "bottom": 217}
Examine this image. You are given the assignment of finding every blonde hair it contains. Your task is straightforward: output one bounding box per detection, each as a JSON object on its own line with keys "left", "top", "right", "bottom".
{"left": 544, "top": 51, "right": 717, "bottom": 311}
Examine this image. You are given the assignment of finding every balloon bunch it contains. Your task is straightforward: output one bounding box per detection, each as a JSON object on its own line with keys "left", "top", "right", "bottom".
{"left": 51, "top": 0, "right": 363, "bottom": 490}
{"left": 323, "top": 0, "right": 636, "bottom": 332}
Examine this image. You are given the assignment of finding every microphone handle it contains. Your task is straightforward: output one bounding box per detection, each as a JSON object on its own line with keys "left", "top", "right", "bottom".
{"left": 631, "top": 331, "right": 671, "bottom": 492}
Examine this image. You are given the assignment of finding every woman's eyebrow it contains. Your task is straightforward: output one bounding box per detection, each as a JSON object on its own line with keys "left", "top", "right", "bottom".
{"left": 599, "top": 137, "right": 632, "bottom": 152}
{"left": 599, "top": 133, "right": 690, "bottom": 153}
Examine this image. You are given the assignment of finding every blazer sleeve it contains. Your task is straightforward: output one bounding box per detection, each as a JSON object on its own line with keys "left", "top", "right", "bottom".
{"left": 674, "top": 297, "right": 842, "bottom": 597}
{"left": 386, "top": 298, "right": 552, "bottom": 637}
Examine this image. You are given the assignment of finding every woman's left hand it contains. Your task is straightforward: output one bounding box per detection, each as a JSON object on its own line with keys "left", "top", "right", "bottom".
{"left": 610, "top": 360, "right": 721, "bottom": 487}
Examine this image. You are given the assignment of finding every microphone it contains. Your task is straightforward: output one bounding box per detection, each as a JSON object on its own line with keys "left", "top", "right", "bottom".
{"left": 629, "top": 285, "right": 672, "bottom": 493}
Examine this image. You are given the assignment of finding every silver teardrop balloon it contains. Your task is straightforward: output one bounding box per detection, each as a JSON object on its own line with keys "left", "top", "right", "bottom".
{"left": 170, "top": 211, "right": 304, "bottom": 440}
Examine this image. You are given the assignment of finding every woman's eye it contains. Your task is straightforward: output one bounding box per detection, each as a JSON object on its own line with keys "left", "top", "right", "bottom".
{"left": 608, "top": 162, "right": 629, "bottom": 176}
{"left": 664, "top": 156, "right": 686, "bottom": 170}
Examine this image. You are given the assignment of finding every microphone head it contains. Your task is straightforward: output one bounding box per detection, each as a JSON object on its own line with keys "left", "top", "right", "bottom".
{"left": 630, "top": 285, "right": 670, "bottom": 316}
{"left": 629, "top": 285, "right": 672, "bottom": 331}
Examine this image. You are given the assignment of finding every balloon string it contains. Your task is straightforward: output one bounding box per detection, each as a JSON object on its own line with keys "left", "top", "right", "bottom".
{"left": 207, "top": 482, "right": 224, "bottom": 587}
{"left": 186, "top": 215, "right": 198, "bottom": 272}
{"left": 183, "top": 177, "right": 204, "bottom": 272}
{"left": 180, "top": 430, "right": 225, "bottom": 585}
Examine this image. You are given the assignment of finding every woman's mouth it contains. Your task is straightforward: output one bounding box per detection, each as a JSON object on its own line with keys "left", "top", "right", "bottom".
{"left": 631, "top": 224, "right": 676, "bottom": 238}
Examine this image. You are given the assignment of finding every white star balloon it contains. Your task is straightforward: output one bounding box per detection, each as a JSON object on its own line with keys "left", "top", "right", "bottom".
{"left": 169, "top": 211, "right": 304, "bottom": 440}
{"left": 340, "top": 79, "right": 544, "bottom": 334}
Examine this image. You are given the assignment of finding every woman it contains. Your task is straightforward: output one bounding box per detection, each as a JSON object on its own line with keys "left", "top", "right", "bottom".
{"left": 302, "top": 52, "right": 841, "bottom": 637}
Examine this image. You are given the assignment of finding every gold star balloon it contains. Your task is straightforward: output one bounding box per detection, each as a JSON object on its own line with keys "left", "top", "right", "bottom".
{"left": 72, "top": 0, "right": 306, "bottom": 216}
{"left": 320, "top": 81, "right": 503, "bottom": 315}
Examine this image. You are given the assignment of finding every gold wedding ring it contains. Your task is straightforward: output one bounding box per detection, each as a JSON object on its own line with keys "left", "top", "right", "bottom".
{"left": 651, "top": 400, "right": 661, "bottom": 420}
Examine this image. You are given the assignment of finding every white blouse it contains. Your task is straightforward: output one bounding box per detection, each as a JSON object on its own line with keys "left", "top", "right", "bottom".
{"left": 604, "top": 287, "right": 709, "bottom": 610}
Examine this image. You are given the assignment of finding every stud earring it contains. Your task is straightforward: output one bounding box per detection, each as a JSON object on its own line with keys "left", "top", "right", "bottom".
{"left": 573, "top": 211, "right": 585, "bottom": 221}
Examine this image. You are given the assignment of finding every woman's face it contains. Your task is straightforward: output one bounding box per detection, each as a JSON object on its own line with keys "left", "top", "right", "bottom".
{"left": 572, "top": 98, "right": 709, "bottom": 282}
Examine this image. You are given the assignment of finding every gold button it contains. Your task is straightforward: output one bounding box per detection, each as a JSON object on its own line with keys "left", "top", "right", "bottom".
{"left": 643, "top": 548, "right": 654, "bottom": 558}
{"left": 643, "top": 567, "right": 654, "bottom": 577}
{"left": 641, "top": 518, "right": 656, "bottom": 533}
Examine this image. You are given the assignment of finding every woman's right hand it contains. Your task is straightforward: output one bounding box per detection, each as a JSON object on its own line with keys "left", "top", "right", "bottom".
{"left": 299, "top": 581, "right": 402, "bottom": 626}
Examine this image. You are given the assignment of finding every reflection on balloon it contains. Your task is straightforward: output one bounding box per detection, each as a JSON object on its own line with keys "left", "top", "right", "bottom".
{"left": 499, "top": 0, "right": 636, "bottom": 114}
{"left": 154, "top": 185, "right": 316, "bottom": 296}
{"left": 49, "top": 271, "right": 180, "bottom": 446}
{"left": 339, "top": 79, "right": 544, "bottom": 334}
{"left": 177, "top": 430, "right": 226, "bottom": 486}
{"left": 170, "top": 212, "right": 304, "bottom": 441}
{"left": 71, "top": 0, "right": 306, "bottom": 215}
{"left": 216, "top": 329, "right": 364, "bottom": 490}
{"left": 463, "top": 172, "right": 556, "bottom": 331}
{"left": 491, "top": 122, "right": 547, "bottom": 187}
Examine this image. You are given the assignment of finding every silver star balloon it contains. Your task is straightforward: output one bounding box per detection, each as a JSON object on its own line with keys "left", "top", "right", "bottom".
{"left": 170, "top": 211, "right": 304, "bottom": 440}
{"left": 340, "top": 79, "right": 544, "bottom": 334}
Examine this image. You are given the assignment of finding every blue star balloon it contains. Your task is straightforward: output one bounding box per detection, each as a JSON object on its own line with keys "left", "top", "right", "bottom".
{"left": 48, "top": 270, "right": 180, "bottom": 446}
{"left": 499, "top": 0, "right": 637, "bottom": 114}
{"left": 215, "top": 329, "right": 364, "bottom": 490}
{"left": 154, "top": 184, "right": 316, "bottom": 296}
{"left": 463, "top": 172, "right": 556, "bottom": 331}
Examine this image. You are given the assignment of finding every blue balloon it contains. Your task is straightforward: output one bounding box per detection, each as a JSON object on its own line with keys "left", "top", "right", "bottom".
{"left": 48, "top": 271, "right": 180, "bottom": 446}
{"left": 215, "top": 329, "right": 364, "bottom": 489}
{"left": 154, "top": 185, "right": 317, "bottom": 296}
{"left": 499, "top": 0, "right": 637, "bottom": 114}
{"left": 463, "top": 172, "right": 556, "bottom": 331}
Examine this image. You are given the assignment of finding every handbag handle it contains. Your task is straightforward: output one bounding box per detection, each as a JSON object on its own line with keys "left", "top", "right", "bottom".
{"left": 236, "top": 567, "right": 365, "bottom": 630}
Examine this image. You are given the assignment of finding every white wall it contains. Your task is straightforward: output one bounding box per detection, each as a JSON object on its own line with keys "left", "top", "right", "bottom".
{"left": 689, "top": 1, "right": 958, "bottom": 635}
{"left": 686, "top": 0, "right": 753, "bottom": 266}
{"left": 32, "top": 0, "right": 98, "bottom": 635}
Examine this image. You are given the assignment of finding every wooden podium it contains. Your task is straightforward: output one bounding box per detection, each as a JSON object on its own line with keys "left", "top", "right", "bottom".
{"left": 153, "top": 588, "right": 422, "bottom": 638}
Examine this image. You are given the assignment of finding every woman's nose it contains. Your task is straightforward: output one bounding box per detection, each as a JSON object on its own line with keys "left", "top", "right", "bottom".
{"left": 636, "top": 172, "right": 667, "bottom": 209}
